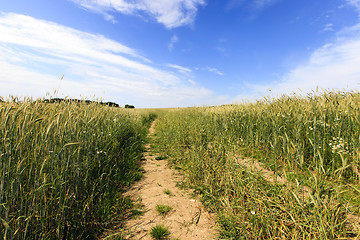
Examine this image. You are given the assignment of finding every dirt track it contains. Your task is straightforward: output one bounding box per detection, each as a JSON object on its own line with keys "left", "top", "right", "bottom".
{"left": 123, "top": 120, "right": 217, "bottom": 239}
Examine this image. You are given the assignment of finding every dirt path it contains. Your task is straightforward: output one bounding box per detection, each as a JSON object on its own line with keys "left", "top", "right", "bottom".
{"left": 123, "top": 120, "right": 217, "bottom": 240}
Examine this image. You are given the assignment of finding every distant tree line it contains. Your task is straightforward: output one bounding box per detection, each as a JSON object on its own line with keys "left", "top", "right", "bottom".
{"left": 43, "top": 98, "right": 120, "bottom": 107}
{"left": 0, "top": 97, "right": 136, "bottom": 108}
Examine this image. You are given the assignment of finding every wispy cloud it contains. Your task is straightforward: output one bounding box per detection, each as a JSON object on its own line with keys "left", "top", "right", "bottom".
{"left": 236, "top": 23, "right": 360, "bottom": 101}
{"left": 0, "top": 12, "right": 217, "bottom": 107}
{"left": 323, "top": 23, "right": 334, "bottom": 32}
{"left": 167, "top": 63, "right": 192, "bottom": 74}
{"left": 69, "top": 0, "right": 206, "bottom": 29}
{"left": 225, "top": 0, "right": 246, "bottom": 10}
{"left": 232, "top": 0, "right": 360, "bottom": 102}
{"left": 215, "top": 46, "right": 228, "bottom": 56}
{"left": 254, "top": 0, "right": 280, "bottom": 9}
{"left": 226, "top": 0, "right": 280, "bottom": 11}
{"left": 188, "top": 79, "right": 197, "bottom": 85}
{"left": 346, "top": 0, "right": 360, "bottom": 14}
{"left": 207, "top": 67, "right": 224, "bottom": 76}
{"left": 168, "top": 34, "right": 179, "bottom": 51}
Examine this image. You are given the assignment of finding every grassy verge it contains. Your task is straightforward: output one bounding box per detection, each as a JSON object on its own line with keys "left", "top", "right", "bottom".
{"left": 155, "top": 91, "right": 359, "bottom": 239}
{"left": 0, "top": 99, "right": 156, "bottom": 239}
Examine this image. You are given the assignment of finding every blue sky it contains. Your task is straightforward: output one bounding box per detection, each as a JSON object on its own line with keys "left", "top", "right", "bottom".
{"left": 1, "top": 0, "right": 360, "bottom": 108}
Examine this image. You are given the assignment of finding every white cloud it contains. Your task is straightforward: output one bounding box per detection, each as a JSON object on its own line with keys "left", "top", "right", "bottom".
{"left": 346, "top": 0, "right": 360, "bottom": 14}
{"left": 225, "top": 0, "right": 246, "bottom": 10}
{"left": 215, "top": 47, "right": 226, "bottom": 53}
{"left": 234, "top": 0, "right": 360, "bottom": 102}
{"left": 188, "top": 79, "right": 196, "bottom": 85}
{"left": 70, "top": 0, "right": 206, "bottom": 29}
{"left": 167, "top": 63, "right": 192, "bottom": 74}
{"left": 215, "top": 46, "right": 228, "bottom": 56}
{"left": 226, "top": 0, "right": 279, "bottom": 11}
{"left": 168, "top": 34, "right": 179, "bottom": 51}
{"left": 236, "top": 24, "right": 360, "bottom": 101}
{"left": 0, "top": 12, "right": 216, "bottom": 108}
{"left": 254, "top": 0, "right": 280, "bottom": 8}
{"left": 207, "top": 67, "right": 224, "bottom": 76}
{"left": 323, "top": 23, "right": 334, "bottom": 32}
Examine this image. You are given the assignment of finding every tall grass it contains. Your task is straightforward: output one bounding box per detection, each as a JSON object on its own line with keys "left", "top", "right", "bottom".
{"left": 155, "top": 90, "right": 360, "bottom": 239}
{"left": 222, "top": 91, "right": 360, "bottom": 182}
{"left": 0, "top": 99, "right": 156, "bottom": 239}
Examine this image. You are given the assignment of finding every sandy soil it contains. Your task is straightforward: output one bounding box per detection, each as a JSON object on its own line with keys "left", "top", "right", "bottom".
{"left": 123, "top": 120, "right": 217, "bottom": 240}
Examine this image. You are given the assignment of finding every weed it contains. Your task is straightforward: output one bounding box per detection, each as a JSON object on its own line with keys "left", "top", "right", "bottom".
{"left": 150, "top": 224, "right": 170, "bottom": 239}
{"left": 156, "top": 204, "right": 173, "bottom": 216}
{"left": 155, "top": 155, "right": 168, "bottom": 160}
{"left": 163, "top": 189, "right": 174, "bottom": 196}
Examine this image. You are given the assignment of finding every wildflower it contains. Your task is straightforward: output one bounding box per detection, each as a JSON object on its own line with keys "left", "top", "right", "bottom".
{"left": 96, "top": 150, "right": 107, "bottom": 155}
{"left": 329, "top": 137, "right": 348, "bottom": 155}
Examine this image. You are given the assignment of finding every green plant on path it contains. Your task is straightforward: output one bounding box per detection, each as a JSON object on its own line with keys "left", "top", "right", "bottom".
{"left": 150, "top": 224, "right": 170, "bottom": 239}
{"left": 163, "top": 189, "right": 174, "bottom": 196}
{"left": 155, "top": 155, "right": 168, "bottom": 160}
{"left": 156, "top": 204, "right": 173, "bottom": 216}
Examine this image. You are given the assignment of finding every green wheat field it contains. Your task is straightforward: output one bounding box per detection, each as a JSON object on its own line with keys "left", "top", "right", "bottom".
{"left": 1, "top": 90, "right": 360, "bottom": 239}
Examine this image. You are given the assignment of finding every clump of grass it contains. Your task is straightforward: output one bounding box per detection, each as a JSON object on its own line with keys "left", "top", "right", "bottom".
{"left": 175, "top": 181, "right": 186, "bottom": 189}
{"left": 150, "top": 224, "right": 170, "bottom": 239}
{"left": 163, "top": 189, "right": 174, "bottom": 196}
{"left": 155, "top": 204, "right": 173, "bottom": 216}
{"left": 155, "top": 155, "right": 168, "bottom": 160}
